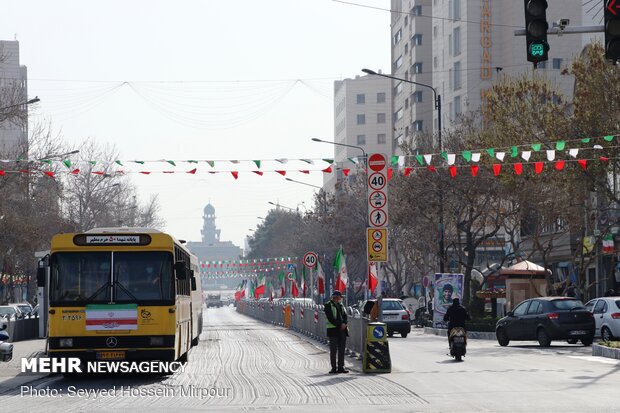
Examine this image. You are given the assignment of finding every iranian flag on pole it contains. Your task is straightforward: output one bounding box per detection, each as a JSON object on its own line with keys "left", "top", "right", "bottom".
{"left": 85, "top": 304, "right": 138, "bottom": 331}
{"left": 234, "top": 281, "right": 244, "bottom": 302}
{"left": 603, "top": 234, "right": 615, "bottom": 254}
{"left": 291, "top": 279, "right": 299, "bottom": 297}
{"left": 369, "top": 261, "right": 379, "bottom": 294}
{"left": 316, "top": 261, "right": 325, "bottom": 295}
{"left": 278, "top": 270, "right": 285, "bottom": 297}
{"left": 254, "top": 276, "right": 266, "bottom": 298}
{"left": 333, "top": 246, "right": 348, "bottom": 293}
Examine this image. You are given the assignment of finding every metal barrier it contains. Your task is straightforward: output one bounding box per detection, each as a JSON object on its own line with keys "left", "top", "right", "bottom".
{"left": 1, "top": 314, "right": 40, "bottom": 342}
{"left": 237, "top": 300, "right": 367, "bottom": 359}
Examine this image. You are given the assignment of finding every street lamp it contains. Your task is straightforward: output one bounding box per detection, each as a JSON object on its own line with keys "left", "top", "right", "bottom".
{"left": 0, "top": 96, "right": 40, "bottom": 111}
{"left": 38, "top": 149, "right": 80, "bottom": 161}
{"left": 362, "top": 68, "right": 446, "bottom": 273}
{"left": 268, "top": 201, "right": 295, "bottom": 212}
{"left": 285, "top": 177, "right": 321, "bottom": 189}
{"left": 311, "top": 137, "right": 367, "bottom": 166}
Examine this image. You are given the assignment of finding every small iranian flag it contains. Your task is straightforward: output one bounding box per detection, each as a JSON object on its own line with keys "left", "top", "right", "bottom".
{"left": 603, "top": 234, "right": 615, "bottom": 254}
{"left": 85, "top": 304, "right": 138, "bottom": 331}
{"left": 369, "top": 261, "right": 379, "bottom": 294}
{"left": 316, "top": 261, "right": 325, "bottom": 295}
{"left": 333, "top": 246, "right": 348, "bottom": 293}
{"left": 254, "top": 276, "right": 266, "bottom": 298}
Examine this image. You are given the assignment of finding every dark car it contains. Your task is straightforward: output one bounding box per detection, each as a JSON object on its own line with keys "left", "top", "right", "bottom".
{"left": 363, "top": 299, "right": 411, "bottom": 338}
{"left": 495, "top": 297, "right": 595, "bottom": 347}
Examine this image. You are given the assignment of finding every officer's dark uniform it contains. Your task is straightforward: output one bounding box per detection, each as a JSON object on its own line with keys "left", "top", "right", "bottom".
{"left": 324, "top": 292, "right": 348, "bottom": 373}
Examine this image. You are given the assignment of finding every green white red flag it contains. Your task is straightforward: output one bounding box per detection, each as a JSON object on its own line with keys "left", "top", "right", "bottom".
{"left": 368, "top": 261, "right": 378, "bottom": 294}
{"left": 316, "top": 261, "right": 325, "bottom": 295}
{"left": 333, "top": 246, "right": 348, "bottom": 293}
{"left": 254, "top": 276, "right": 266, "bottom": 298}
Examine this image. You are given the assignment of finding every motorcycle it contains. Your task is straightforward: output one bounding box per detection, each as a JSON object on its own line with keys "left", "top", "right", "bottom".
{"left": 449, "top": 327, "right": 467, "bottom": 362}
{"left": 0, "top": 321, "right": 13, "bottom": 362}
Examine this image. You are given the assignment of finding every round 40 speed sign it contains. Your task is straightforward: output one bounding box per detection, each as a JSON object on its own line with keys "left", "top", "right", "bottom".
{"left": 303, "top": 251, "right": 318, "bottom": 268}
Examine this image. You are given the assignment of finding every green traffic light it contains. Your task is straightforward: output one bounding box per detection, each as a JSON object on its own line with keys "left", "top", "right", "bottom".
{"left": 530, "top": 42, "right": 545, "bottom": 57}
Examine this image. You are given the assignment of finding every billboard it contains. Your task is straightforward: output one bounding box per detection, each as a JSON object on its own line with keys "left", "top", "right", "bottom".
{"left": 432, "top": 273, "right": 464, "bottom": 328}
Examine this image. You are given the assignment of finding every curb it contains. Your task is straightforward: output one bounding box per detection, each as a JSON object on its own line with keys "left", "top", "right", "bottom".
{"left": 424, "top": 327, "right": 496, "bottom": 340}
{"left": 592, "top": 343, "right": 620, "bottom": 360}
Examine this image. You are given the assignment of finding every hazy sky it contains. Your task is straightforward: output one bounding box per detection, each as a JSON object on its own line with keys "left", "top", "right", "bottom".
{"left": 2, "top": 0, "right": 390, "bottom": 249}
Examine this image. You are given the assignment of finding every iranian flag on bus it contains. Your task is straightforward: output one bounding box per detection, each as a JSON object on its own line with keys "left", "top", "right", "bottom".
{"left": 85, "top": 304, "right": 138, "bottom": 331}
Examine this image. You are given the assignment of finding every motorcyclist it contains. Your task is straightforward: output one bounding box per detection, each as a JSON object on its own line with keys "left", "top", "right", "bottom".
{"left": 443, "top": 298, "right": 470, "bottom": 344}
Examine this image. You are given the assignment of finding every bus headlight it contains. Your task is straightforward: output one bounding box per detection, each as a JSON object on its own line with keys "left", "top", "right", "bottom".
{"left": 149, "top": 337, "right": 164, "bottom": 346}
{"left": 59, "top": 338, "right": 73, "bottom": 348}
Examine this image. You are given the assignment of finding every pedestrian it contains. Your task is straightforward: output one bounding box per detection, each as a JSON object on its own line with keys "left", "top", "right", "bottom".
{"left": 324, "top": 290, "right": 349, "bottom": 374}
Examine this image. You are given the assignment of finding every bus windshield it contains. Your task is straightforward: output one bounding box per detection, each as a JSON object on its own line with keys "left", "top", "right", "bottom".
{"left": 50, "top": 251, "right": 174, "bottom": 304}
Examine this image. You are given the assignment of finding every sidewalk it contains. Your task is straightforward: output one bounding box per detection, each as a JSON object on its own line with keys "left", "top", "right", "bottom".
{"left": 0, "top": 338, "right": 48, "bottom": 394}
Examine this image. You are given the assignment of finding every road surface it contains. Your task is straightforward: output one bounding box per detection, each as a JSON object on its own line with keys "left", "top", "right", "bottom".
{"left": 0, "top": 306, "right": 618, "bottom": 412}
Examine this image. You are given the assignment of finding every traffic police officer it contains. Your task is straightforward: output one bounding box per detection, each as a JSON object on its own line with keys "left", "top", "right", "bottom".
{"left": 325, "top": 290, "right": 349, "bottom": 374}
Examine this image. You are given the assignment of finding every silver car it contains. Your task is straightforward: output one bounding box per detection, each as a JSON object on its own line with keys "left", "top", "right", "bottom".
{"left": 585, "top": 297, "right": 620, "bottom": 341}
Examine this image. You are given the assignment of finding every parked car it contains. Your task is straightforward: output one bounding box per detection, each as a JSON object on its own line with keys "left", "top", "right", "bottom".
{"left": 362, "top": 298, "right": 411, "bottom": 338}
{"left": 0, "top": 305, "right": 20, "bottom": 321}
{"left": 205, "top": 293, "right": 223, "bottom": 308}
{"left": 12, "top": 302, "right": 34, "bottom": 316}
{"left": 495, "top": 297, "right": 595, "bottom": 347}
{"left": 585, "top": 296, "right": 620, "bottom": 341}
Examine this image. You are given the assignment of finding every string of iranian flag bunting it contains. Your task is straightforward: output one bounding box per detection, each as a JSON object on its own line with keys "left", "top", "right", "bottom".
{"left": 1, "top": 133, "right": 618, "bottom": 179}
{"left": 199, "top": 256, "right": 299, "bottom": 278}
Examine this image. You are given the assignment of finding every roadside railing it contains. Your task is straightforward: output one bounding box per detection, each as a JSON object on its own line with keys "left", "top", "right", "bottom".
{"left": 237, "top": 300, "right": 367, "bottom": 359}
{"left": 1, "top": 314, "right": 40, "bottom": 342}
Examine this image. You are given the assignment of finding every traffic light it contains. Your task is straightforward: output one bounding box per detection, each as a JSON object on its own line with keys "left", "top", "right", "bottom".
{"left": 605, "top": 0, "right": 620, "bottom": 62}
{"left": 523, "top": 0, "right": 549, "bottom": 64}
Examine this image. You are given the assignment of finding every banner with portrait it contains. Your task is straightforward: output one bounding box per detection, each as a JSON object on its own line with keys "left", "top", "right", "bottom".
{"left": 433, "top": 273, "right": 464, "bottom": 328}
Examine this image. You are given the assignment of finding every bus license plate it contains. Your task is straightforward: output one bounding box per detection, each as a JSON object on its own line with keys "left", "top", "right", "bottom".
{"left": 453, "top": 336, "right": 465, "bottom": 343}
{"left": 97, "top": 351, "right": 125, "bottom": 360}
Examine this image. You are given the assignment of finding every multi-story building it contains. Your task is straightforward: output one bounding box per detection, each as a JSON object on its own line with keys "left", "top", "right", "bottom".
{"left": 390, "top": 0, "right": 600, "bottom": 153}
{"left": 323, "top": 74, "right": 393, "bottom": 191}
{"left": 0, "top": 40, "right": 28, "bottom": 154}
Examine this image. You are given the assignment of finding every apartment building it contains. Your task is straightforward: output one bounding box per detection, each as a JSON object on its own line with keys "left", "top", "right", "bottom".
{"left": 0, "top": 40, "right": 28, "bottom": 154}
{"left": 324, "top": 74, "right": 393, "bottom": 191}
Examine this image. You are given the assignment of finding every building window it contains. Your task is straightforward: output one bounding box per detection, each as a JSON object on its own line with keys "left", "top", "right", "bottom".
{"left": 454, "top": 95, "right": 462, "bottom": 117}
{"left": 377, "top": 113, "right": 386, "bottom": 124}
{"left": 454, "top": 61, "right": 462, "bottom": 90}
{"left": 357, "top": 114, "right": 365, "bottom": 125}
{"left": 433, "top": 25, "right": 438, "bottom": 37}
{"left": 433, "top": 56, "right": 438, "bottom": 68}
{"left": 405, "top": 98, "right": 409, "bottom": 109}
{"left": 394, "top": 82, "right": 403, "bottom": 96}
{"left": 395, "top": 108, "right": 404, "bottom": 121}
{"left": 377, "top": 133, "right": 386, "bottom": 144}
{"left": 449, "top": 68, "right": 453, "bottom": 90}
{"left": 411, "top": 5, "right": 422, "bottom": 16}
{"left": 553, "top": 58, "right": 562, "bottom": 69}
{"left": 413, "top": 120, "right": 423, "bottom": 131}
{"left": 448, "top": 34, "right": 452, "bottom": 55}
{"left": 405, "top": 16, "right": 408, "bottom": 27}
{"left": 412, "top": 34, "right": 422, "bottom": 46}
{"left": 412, "top": 63, "right": 423, "bottom": 74}
{"left": 538, "top": 61, "right": 547, "bottom": 69}
{"left": 377, "top": 92, "right": 386, "bottom": 103}
{"left": 357, "top": 134, "right": 366, "bottom": 145}
{"left": 453, "top": 27, "right": 461, "bottom": 56}
{"left": 453, "top": 0, "right": 461, "bottom": 20}
{"left": 394, "top": 55, "right": 403, "bottom": 70}
{"left": 412, "top": 91, "right": 423, "bottom": 102}
{"left": 405, "top": 43, "right": 409, "bottom": 54}
{"left": 356, "top": 94, "right": 365, "bottom": 104}
{"left": 393, "top": 29, "right": 402, "bottom": 45}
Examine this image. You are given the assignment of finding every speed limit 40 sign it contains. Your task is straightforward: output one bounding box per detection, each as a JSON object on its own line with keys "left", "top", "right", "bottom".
{"left": 303, "top": 251, "right": 318, "bottom": 268}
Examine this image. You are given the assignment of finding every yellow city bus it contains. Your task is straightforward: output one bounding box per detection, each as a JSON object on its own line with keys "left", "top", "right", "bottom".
{"left": 44, "top": 228, "right": 202, "bottom": 364}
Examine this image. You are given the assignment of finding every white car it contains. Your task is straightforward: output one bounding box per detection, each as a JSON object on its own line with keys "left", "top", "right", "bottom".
{"left": 585, "top": 297, "right": 620, "bottom": 341}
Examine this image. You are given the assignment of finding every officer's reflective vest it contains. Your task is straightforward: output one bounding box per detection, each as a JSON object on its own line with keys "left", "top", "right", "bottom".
{"left": 325, "top": 301, "right": 340, "bottom": 329}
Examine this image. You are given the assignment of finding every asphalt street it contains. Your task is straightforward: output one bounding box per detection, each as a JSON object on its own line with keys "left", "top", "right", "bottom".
{"left": 0, "top": 305, "right": 618, "bottom": 412}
